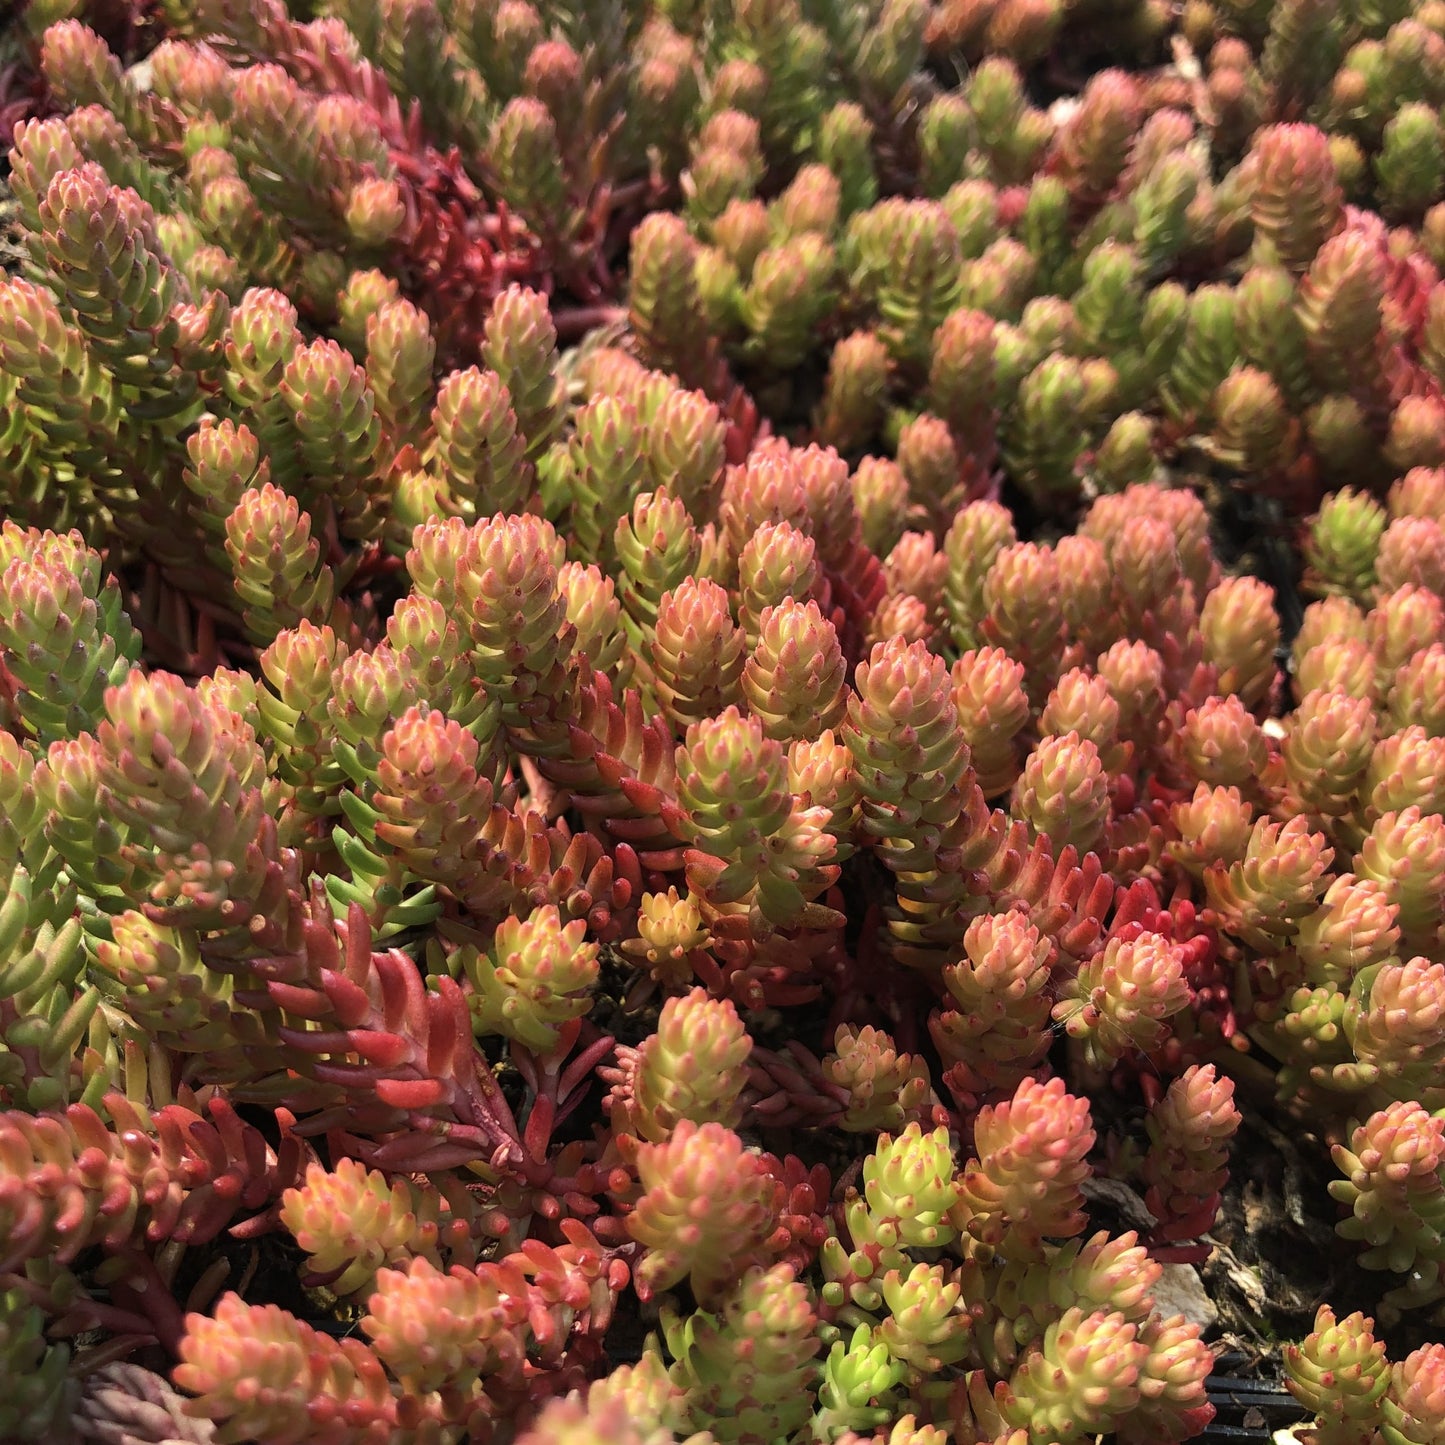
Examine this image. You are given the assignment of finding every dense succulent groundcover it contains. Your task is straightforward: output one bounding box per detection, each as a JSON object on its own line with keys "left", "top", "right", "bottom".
{"left": 5, "top": 0, "right": 1445, "bottom": 1440}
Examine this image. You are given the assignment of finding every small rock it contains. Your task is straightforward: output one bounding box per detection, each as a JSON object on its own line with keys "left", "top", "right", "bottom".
{"left": 1080, "top": 1174, "right": 1156, "bottom": 1232}
{"left": 1153, "top": 1261, "right": 1219, "bottom": 1331}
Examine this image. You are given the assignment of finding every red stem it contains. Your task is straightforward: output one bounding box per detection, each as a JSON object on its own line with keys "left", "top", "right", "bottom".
{"left": 552, "top": 303, "right": 626, "bottom": 341}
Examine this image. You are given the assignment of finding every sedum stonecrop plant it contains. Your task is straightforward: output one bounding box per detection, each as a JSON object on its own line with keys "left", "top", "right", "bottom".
{"left": 2, "top": 0, "right": 1445, "bottom": 1442}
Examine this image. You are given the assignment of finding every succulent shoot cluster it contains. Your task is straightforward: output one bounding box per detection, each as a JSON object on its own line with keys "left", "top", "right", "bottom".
{"left": 3, "top": 0, "right": 1445, "bottom": 1441}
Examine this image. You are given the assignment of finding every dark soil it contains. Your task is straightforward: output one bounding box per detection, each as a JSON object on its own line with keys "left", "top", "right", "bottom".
{"left": 0, "top": 175, "right": 21, "bottom": 275}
